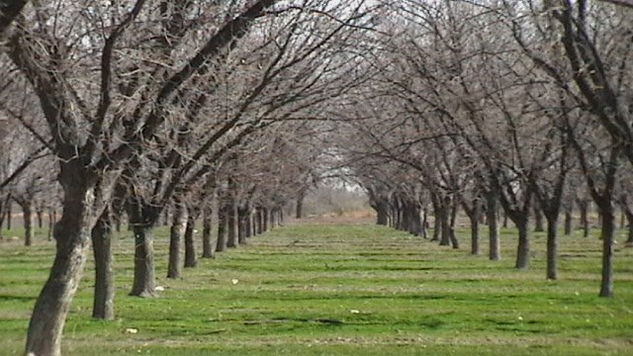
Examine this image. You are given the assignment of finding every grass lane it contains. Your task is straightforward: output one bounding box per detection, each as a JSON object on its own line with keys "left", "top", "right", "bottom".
{"left": 1, "top": 222, "right": 632, "bottom": 355}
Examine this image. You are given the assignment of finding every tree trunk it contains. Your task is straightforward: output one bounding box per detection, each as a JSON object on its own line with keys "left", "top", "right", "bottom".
{"left": 163, "top": 206, "right": 169, "bottom": 227}
{"left": 245, "top": 209, "right": 253, "bottom": 238}
{"left": 564, "top": 210, "right": 572, "bottom": 236}
{"left": 626, "top": 214, "right": 633, "bottom": 244}
{"left": 279, "top": 206, "right": 284, "bottom": 225}
{"left": 421, "top": 207, "right": 428, "bottom": 239}
{"left": 439, "top": 200, "right": 450, "bottom": 246}
{"left": 469, "top": 203, "right": 480, "bottom": 255}
{"left": 129, "top": 223, "right": 156, "bottom": 297}
{"left": 47, "top": 208, "right": 55, "bottom": 241}
{"left": 227, "top": 204, "right": 238, "bottom": 248}
{"left": 431, "top": 194, "right": 440, "bottom": 241}
{"left": 599, "top": 204, "right": 615, "bottom": 297}
{"left": 486, "top": 191, "right": 500, "bottom": 261}
{"left": 269, "top": 207, "right": 276, "bottom": 229}
{"left": 411, "top": 204, "right": 422, "bottom": 236}
{"left": 375, "top": 201, "right": 389, "bottom": 226}
{"left": 296, "top": 191, "right": 305, "bottom": 219}
{"left": 534, "top": 203, "right": 544, "bottom": 232}
{"left": 25, "top": 172, "right": 95, "bottom": 356}
{"left": 238, "top": 207, "right": 247, "bottom": 244}
{"left": 626, "top": 211, "right": 633, "bottom": 244}
{"left": 91, "top": 210, "right": 114, "bottom": 320}
{"left": 515, "top": 217, "right": 530, "bottom": 270}
{"left": 6, "top": 202, "right": 11, "bottom": 230}
{"left": 202, "top": 206, "right": 214, "bottom": 258}
{"left": 216, "top": 204, "right": 228, "bottom": 252}
{"left": 22, "top": 201, "right": 33, "bottom": 246}
{"left": 167, "top": 200, "right": 186, "bottom": 279}
{"left": 184, "top": 213, "right": 197, "bottom": 268}
{"left": 545, "top": 214, "right": 559, "bottom": 280}
{"left": 37, "top": 207, "right": 44, "bottom": 229}
{"left": 263, "top": 207, "right": 269, "bottom": 232}
{"left": 578, "top": 200, "right": 589, "bottom": 237}
{"left": 0, "top": 200, "right": 4, "bottom": 240}
{"left": 114, "top": 213, "right": 121, "bottom": 233}
{"left": 449, "top": 199, "right": 459, "bottom": 249}
{"left": 253, "top": 209, "right": 261, "bottom": 235}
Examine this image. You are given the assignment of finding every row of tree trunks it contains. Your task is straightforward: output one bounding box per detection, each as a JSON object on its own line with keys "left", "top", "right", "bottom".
{"left": 368, "top": 187, "right": 424, "bottom": 238}
{"left": 216, "top": 202, "right": 276, "bottom": 252}
{"left": 2, "top": 201, "right": 63, "bottom": 244}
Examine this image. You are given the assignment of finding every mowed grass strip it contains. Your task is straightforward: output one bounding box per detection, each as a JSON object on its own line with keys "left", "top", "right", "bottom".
{"left": 1, "top": 222, "right": 632, "bottom": 355}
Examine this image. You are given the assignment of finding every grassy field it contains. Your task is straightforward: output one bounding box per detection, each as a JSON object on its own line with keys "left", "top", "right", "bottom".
{"left": 1, "top": 219, "right": 632, "bottom": 355}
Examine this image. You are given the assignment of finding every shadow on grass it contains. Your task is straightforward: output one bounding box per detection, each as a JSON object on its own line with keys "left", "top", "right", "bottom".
{"left": 0, "top": 294, "right": 37, "bottom": 302}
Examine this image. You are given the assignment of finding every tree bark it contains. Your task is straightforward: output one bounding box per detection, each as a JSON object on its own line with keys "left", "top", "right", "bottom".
{"left": 91, "top": 210, "right": 114, "bottom": 320}
{"left": 227, "top": 204, "right": 238, "bottom": 248}
{"left": 515, "top": 217, "right": 530, "bottom": 270}
{"left": 375, "top": 200, "right": 389, "bottom": 226}
{"left": 486, "top": 191, "right": 500, "bottom": 261}
{"left": 22, "top": 200, "right": 33, "bottom": 246}
{"left": 545, "top": 214, "right": 559, "bottom": 280}
{"left": 163, "top": 206, "right": 169, "bottom": 227}
{"left": 564, "top": 210, "right": 573, "bottom": 235}
{"left": 47, "top": 208, "right": 55, "bottom": 241}
{"left": 253, "top": 208, "right": 261, "bottom": 235}
{"left": 167, "top": 200, "right": 186, "bottom": 279}
{"left": 0, "top": 0, "right": 29, "bottom": 35}
{"left": 534, "top": 202, "right": 545, "bottom": 232}
{"left": 449, "top": 199, "right": 459, "bottom": 249}
{"left": 279, "top": 206, "right": 284, "bottom": 225}
{"left": 563, "top": 200, "right": 573, "bottom": 236}
{"left": 410, "top": 204, "right": 422, "bottom": 236}
{"left": 439, "top": 201, "right": 450, "bottom": 246}
{"left": 37, "top": 206, "right": 43, "bottom": 229}
{"left": 296, "top": 191, "right": 305, "bottom": 219}
{"left": 263, "top": 207, "right": 269, "bottom": 232}
{"left": 129, "top": 223, "right": 156, "bottom": 297}
{"left": 421, "top": 207, "right": 428, "bottom": 239}
{"left": 238, "top": 207, "right": 247, "bottom": 244}
{"left": 245, "top": 208, "right": 253, "bottom": 238}
{"left": 202, "top": 206, "right": 214, "bottom": 258}
{"left": 216, "top": 204, "right": 228, "bottom": 252}
{"left": 258, "top": 208, "right": 264, "bottom": 233}
{"left": 6, "top": 202, "right": 11, "bottom": 230}
{"left": 184, "top": 213, "right": 197, "bottom": 268}
{"left": 578, "top": 199, "right": 590, "bottom": 237}
{"left": 599, "top": 204, "right": 615, "bottom": 297}
{"left": 626, "top": 211, "right": 633, "bottom": 244}
{"left": 269, "top": 207, "right": 276, "bottom": 229}
{"left": 468, "top": 201, "right": 480, "bottom": 255}
{"left": 25, "top": 169, "right": 95, "bottom": 356}
{"left": 0, "top": 200, "right": 4, "bottom": 241}
{"left": 431, "top": 194, "right": 440, "bottom": 241}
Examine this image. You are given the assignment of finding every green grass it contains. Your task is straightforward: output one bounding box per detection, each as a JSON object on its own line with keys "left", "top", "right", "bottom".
{"left": 1, "top": 221, "right": 632, "bottom": 355}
